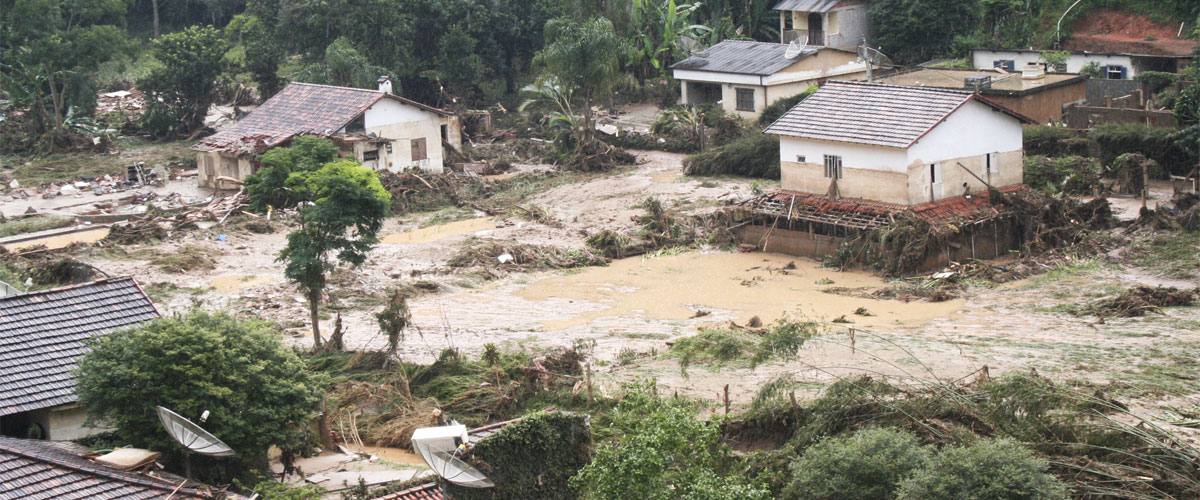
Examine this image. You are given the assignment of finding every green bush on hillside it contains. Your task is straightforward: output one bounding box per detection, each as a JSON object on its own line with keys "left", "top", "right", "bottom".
{"left": 784, "top": 428, "right": 930, "bottom": 500}
{"left": 897, "top": 439, "right": 1068, "bottom": 500}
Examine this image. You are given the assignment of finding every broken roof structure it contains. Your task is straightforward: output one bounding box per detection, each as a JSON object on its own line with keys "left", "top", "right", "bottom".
{"left": 739, "top": 185, "right": 1026, "bottom": 230}
{"left": 0, "top": 437, "right": 228, "bottom": 499}
{"left": 764, "top": 80, "right": 1033, "bottom": 149}
{"left": 195, "top": 83, "right": 451, "bottom": 156}
{"left": 0, "top": 277, "right": 160, "bottom": 418}
{"left": 371, "top": 417, "right": 525, "bottom": 500}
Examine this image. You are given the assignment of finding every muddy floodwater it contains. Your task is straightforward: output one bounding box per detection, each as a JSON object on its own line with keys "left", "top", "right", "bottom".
{"left": 358, "top": 446, "right": 427, "bottom": 467}
{"left": 2, "top": 227, "right": 110, "bottom": 251}
{"left": 381, "top": 217, "right": 494, "bottom": 244}
{"left": 210, "top": 274, "right": 280, "bottom": 292}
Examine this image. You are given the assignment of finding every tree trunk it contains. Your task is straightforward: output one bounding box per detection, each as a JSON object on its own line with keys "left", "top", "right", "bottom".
{"left": 503, "top": 50, "right": 516, "bottom": 95}
{"left": 43, "top": 64, "right": 64, "bottom": 131}
{"left": 152, "top": 0, "right": 160, "bottom": 38}
{"left": 308, "top": 290, "right": 322, "bottom": 346}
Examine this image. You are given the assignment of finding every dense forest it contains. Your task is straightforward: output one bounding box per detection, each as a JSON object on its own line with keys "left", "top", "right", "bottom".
{"left": 1, "top": 0, "right": 1197, "bottom": 153}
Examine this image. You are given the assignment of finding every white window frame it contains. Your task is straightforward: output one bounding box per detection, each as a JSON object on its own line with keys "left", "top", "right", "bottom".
{"left": 823, "top": 155, "right": 843, "bottom": 179}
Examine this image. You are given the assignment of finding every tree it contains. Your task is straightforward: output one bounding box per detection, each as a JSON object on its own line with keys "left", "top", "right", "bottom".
{"left": 138, "top": 25, "right": 227, "bottom": 137}
{"left": 75, "top": 311, "right": 326, "bottom": 482}
{"left": 376, "top": 288, "right": 412, "bottom": 364}
{"left": 296, "top": 37, "right": 387, "bottom": 90}
{"left": 897, "top": 439, "right": 1067, "bottom": 500}
{"left": 869, "top": 0, "right": 981, "bottom": 65}
{"left": 784, "top": 428, "right": 931, "bottom": 500}
{"left": 570, "top": 380, "right": 770, "bottom": 500}
{"left": 0, "top": 0, "right": 131, "bottom": 150}
{"left": 245, "top": 135, "right": 341, "bottom": 211}
{"left": 227, "top": 13, "right": 286, "bottom": 99}
{"left": 278, "top": 158, "right": 391, "bottom": 347}
{"left": 628, "top": 0, "right": 711, "bottom": 81}
{"left": 535, "top": 16, "right": 625, "bottom": 148}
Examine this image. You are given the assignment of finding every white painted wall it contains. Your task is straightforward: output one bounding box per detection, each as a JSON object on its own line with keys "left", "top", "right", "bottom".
{"left": 361, "top": 98, "right": 446, "bottom": 173}
{"left": 780, "top": 136, "right": 908, "bottom": 174}
{"left": 972, "top": 49, "right": 1135, "bottom": 77}
{"left": 907, "top": 99, "right": 1023, "bottom": 164}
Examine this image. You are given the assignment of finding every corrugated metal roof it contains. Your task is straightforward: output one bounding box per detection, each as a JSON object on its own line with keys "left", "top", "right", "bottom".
{"left": 195, "top": 83, "right": 451, "bottom": 155}
{"left": 763, "top": 81, "right": 1030, "bottom": 148}
{"left": 772, "top": 0, "right": 841, "bottom": 12}
{"left": 0, "top": 277, "right": 159, "bottom": 416}
{"left": 0, "top": 437, "right": 222, "bottom": 499}
{"left": 671, "top": 40, "right": 818, "bottom": 76}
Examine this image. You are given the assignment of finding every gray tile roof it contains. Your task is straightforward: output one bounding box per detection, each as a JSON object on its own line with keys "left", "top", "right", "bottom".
{"left": 772, "top": 0, "right": 841, "bottom": 12}
{"left": 763, "top": 80, "right": 1030, "bottom": 148}
{"left": 0, "top": 277, "right": 159, "bottom": 417}
{"left": 671, "top": 40, "right": 818, "bottom": 76}
{"left": 0, "top": 437, "right": 221, "bottom": 499}
{"left": 195, "top": 83, "right": 450, "bottom": 154}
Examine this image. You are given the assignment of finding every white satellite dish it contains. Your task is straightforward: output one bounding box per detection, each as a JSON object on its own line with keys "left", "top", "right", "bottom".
{"left": 156, "top": 406, "right": 235, "bottom": 480}
{"left": 411, "top": 424, "right": 494, "bottom": 488}
{"left": 856, "top": 38, "right": 894, "bottom": 82}
{"left": 784, "top": 38, "right": 808, "bottom": 59}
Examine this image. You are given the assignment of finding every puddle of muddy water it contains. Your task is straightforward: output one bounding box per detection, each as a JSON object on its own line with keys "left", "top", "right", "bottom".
{"left": 649, "top": 170, "right": 682, "bottom": 183}
{"left": 210, "top": 275, "right": 279, "bottom": 292}
{"left": 514, "top": 251, "right": 962, "bottom": 331}
{"left": 381, "top": 217, "right": 494, "bottom": 244}
{"left": 358, "top": 445, "right": 427, "bottom": 467}
{"left": 2, "top": 227, "right": 110, "bottom": 251}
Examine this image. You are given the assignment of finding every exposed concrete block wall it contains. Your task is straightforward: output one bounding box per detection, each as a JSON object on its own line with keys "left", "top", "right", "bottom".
{"left": 737, "top": 224, "right": 847, "bottom": 257}
{"left": 827, "top": 4, "right": 870, "bottom": 51}
{"left": 196, "top": 151, "right": 254, "bottom": 190}
{"left": 988, "top": 81, "right": 1088, "bottom": 124}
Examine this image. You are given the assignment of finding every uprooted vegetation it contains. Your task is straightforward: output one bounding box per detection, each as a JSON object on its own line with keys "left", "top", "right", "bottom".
{"left": 447, "top": 239, "right": 608, "bottom": 275}
{"left": 668, "top": 315, "right": 821, "bottom": 374}
{"left": 727, "top": 374, "right": 1200, "bottom": 499}
{"left": 584, "top": 197, "right": 739, "bottom": 259}
{"left": 1081, "top": 285, "right": 1198, "bottom": 317}
{"left": 379, "top": 170, "right": 597, "bottom": 216}
{"left": 681, "top": 132, "right": 780, "bottom": 179}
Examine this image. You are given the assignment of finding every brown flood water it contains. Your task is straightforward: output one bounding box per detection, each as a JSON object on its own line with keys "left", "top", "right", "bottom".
{"left": 358, "top": 445, "right": 427, "bottom": 467}
{"left": 209, "top": 275, "right": 279, "bottom": 292}
{"left": 2, "top": 227, "right": 109, "bottom": 251}
{"left": 381, "top": 217, "right": 494, "bottom": 244}
{"left": 514, "top": 251, "right": 963, "bottom": 331}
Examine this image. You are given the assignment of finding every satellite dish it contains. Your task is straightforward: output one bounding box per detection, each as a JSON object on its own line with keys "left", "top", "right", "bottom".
{"left": 411, "top": 424, "right": 494, "bottom": 488}
{"left": 784, "top": 38, "right": 808, "bottom": 59}
{"left": 157, "top": 406, "right": 235, "bottom": 457}
{"left": 857, "top": 38, "right": 895, "bottom": 82}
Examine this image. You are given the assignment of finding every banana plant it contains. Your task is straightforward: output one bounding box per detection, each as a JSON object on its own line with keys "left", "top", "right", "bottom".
{"left": 629, "top": 0, "right": 712, "bottom": 81}
{"left": 518, "top": 77, "right": 579, "bottom": 133}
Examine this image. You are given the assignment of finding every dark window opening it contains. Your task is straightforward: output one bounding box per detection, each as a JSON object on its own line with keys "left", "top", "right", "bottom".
{"left": 930, "top": 163, "right": 938, "bottom": 184}
{"left": 986, "top": 154, "right": 992, "bottom": 173}
{"left": 362, "top": 150, "right": 379, "bottom": 161}
{"left": 993, "top": 59, "right": 1016, "bottom": 71}
{"left": 824, "top": 155, "right": 843, "bottom": 179}
{"left": 345, "top": 115, "right": 365, "bottom": 133}
{"left": 735, "top": 88, "right": 755, "bottom": 111}
{"left": 796, "top": 155, "right": 806, "bottom": 163}
{"left": 440, "top": 124, "right": 448, "bottom": 141}
{"left": 1099, "top": 65, "right": 1127, "bottom": 80}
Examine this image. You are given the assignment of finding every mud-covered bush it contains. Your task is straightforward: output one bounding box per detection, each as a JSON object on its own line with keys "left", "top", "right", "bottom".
{"left": 1088, "top": 123, "right": 1191, "bottom": 175}
{"left": 682, "top": 132, "right": 780, "bottom": 179}
{"left": 896, "top": 439, "right": 1067, "bottom": 500}
{"left": 1023, "top": 155, "right": 1103, "bottom": 194}
{"left": 784, "top": 428, "right": 930, "bottom": 500}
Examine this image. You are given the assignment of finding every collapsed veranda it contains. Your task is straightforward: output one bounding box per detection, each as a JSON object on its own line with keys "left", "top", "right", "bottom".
{"left": 738, "top": 81, "right": 1034, "bottom": 271}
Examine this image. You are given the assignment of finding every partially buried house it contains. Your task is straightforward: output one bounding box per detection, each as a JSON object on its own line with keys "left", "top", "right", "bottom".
{"left": 739, "top": 81, "right": 1034, "bottom": 272}
{"left": 193, "top": 79, "right": 462, "bottom": 189}
{"left": 0, "top": 277, "right": 160, "bottom": 441}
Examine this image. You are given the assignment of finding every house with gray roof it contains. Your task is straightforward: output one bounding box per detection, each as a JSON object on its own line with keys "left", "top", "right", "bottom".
{"left": 763, "top": 80, "right": 1032, "bottom": 205}
{"left": 0, "top": 277, "right": 160, "bottom": 441}
{"left": 774, "top": 0, "right": 871, "bottom": 50}
{"left": 671, "top": 40, "right": 870, "bottom": 119}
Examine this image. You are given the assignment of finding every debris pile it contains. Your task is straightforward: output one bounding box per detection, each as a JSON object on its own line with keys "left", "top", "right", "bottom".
{"left": 1083, "top": 285, "right": 1198, "bottom": 317}
{"left": 447, "top": 238, "right": 607, "bottom": 274}
{"left": 104, "top": 192, "right": 250, "bottom": 244}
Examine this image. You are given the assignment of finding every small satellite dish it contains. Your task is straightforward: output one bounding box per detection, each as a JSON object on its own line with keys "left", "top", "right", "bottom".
{"left": 784, "top": 38, "right": 808, "bottom": 59}
{"left": 411, "top": 424, "right": 494, "bottom": 488}
{"left": 156, "top": 406, "right": 235, "bottom": 457}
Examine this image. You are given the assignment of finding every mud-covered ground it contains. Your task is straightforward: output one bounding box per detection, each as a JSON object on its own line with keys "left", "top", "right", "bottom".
{"left": 9, "top": 150, "right": 1198, "bottom": 440}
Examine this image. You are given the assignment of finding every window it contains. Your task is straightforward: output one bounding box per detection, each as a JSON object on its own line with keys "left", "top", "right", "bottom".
{"left": 411, "top": 138, "right": 427, "bottom": 161}
{"left": 993, "top": 59, "right": 1015, "bottom": 71}
{"left": 985, "top": 153, "right": 993, "bottom": 174}
{"left": 735, "top": 88, "right": 755, "bottom": 111}
{"left": 345, "top": 115, "right": 365, "bottom": 133}
{"left": 823, "top": 155, "right": 843, "bottom": 179}
{"left": 1099, "top": 65, "right": 1127, "bottom": 80}
{"left": 362, "top": 149, "right": 379, "bottom": 161}
{"left": 796, "top": 155, "right": 806, "bottom": 163}
{"left": 929, "top": 163, "right": 939, "bottom": 184}
{"left": 440, "top": 124, "right": 448, "bottom": 141}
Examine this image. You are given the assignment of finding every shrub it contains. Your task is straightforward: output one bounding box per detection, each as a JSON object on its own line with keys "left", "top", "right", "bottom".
{"left": 757, "top": 86, "right": 817, "bottom": 127}
{"left": 682, "top": 132, "right": 780, "bottom": 179}
{"left": 446, "top": 412, "right": 592, "bottom": 500}
{"left": 1023, "top": 126, "right": 1079, "bottom": 157}
{"left": 1134, "top": 71, "right": 1178, "bottom": 92}
{"left": 784, "top": 428, "right": 930, "bottom": 500}
{"left": 896, "top": 439, "right": 1068, "bottom": 500}
{"left": 1023, "top": 155, "right": 1103, "bottom": 194}
{"left": 1088, "top": 123, "right": 1191, "bottom": 176}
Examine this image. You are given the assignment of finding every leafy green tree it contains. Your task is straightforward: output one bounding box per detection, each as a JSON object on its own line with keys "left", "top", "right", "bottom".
{"left": 245, "top": 136, "right": 341, "bottom": 211}
{"left": 784, "top": 428, "right": 930, "bottom": 500}
{"left": 226, "top": 13, "right": 286, "bottom": 99}
{"left": 139, "top": 25, "right": 228, "bottom": 137}
{"left": 297, "top": 37, "right": 387, "bottom": 90}
{"left": 376, "top": 288, "right": 411, "bottom": 364}
{"left": 433, "top": 25, "right": 485, "bottom": 102}
{"left": 0, "top": 0, "right": 131, "bottom": 149}
{"left": 75, "top": 311, "right": 326, "bottom": 482}
{"left": 279, "top": 159, "right": 391, "bottom": 347}
{"left": 869, "top": 0, "right": 981, "bottom": 64}
{"left": 535, "top": 16, "right": 625, "bottom": 147}
{"left": 570, "top": 379, "right": 770, "bottom": 500}
{"left": 897, "top": 439, "right": 1067, "bottom": 500}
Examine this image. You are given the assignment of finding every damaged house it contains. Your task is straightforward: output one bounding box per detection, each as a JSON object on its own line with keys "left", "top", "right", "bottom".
{"left": 741, "top": 81, "right": 1034, "bottom": 271}
{"left": 0, "top": 278, "right": 160, "bottom": 441}
{"left": 671, "top": 40, "right": 871, "bottom": 120}
{"left": 194, "top": 79, "right": 461, "bottom": 189}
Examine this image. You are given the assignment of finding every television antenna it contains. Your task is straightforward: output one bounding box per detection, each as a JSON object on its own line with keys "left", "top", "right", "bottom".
{"left": 411, "top": 424, "right": 494, "bottom": 488}
{"left": 156, "top": 406, "right": 235, "bottom": 480}
{"left": 784, "top": 37, "right": 809, "bottom": 59}
{"left": 857, "top": 38, "right": 894, "bottom": 83}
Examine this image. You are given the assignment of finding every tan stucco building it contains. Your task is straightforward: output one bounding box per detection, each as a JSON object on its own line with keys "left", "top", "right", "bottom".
{"left": 879, "top": 66, "right": 1088, "bottom": 125}
{"left": 193, "top": 80, "right": 461, "bottom": 189}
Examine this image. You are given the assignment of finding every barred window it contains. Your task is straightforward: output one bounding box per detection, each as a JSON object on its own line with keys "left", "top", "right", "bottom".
{"left": 823, "top": 155, "right": 843, "bottom": 179}
{"left": 735, "top": 88, "right": 755, "bottom": 111}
